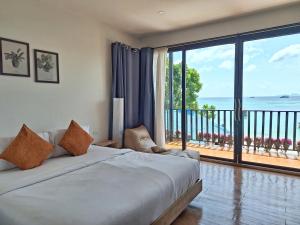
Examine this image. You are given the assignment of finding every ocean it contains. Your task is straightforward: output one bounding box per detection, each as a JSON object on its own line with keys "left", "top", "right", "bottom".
{"left": 198, "top": 96, "right": 300, "bottom": 111}
{"left": 166, "top": 96, "right": 300, "bottom": 145}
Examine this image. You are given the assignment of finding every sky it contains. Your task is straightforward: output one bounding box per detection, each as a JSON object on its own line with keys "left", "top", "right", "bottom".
{"left": 172, "top": 33, "right": 300, "bottom": 98}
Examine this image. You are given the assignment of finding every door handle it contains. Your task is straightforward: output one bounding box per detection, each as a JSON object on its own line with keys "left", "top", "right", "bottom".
{"left": 235, "top": 98, "right": 241, "bottom": 122}
{"left": 234, "top": 99, "right": 237, "bottom": 121}
{"left": 237, "top": 99, "right": 241, "bottom": 121}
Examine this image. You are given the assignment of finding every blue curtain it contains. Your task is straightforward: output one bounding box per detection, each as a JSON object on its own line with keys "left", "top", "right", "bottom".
{"left": 110, "top": 43, "right": 140, "bottom": 138}
{"left": 110, "top": 43, "right": 154, "bottom": 139}
{"left": 140, "top": 48, "right": 154, "bottom": 138}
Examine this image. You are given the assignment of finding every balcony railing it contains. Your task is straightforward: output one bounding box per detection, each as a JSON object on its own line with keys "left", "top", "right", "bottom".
{"left": 165, "top": 109, "right": 300, "bottom": 154}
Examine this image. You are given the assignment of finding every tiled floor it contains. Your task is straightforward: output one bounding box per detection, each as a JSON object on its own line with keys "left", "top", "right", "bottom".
{"left": 172, "top": 161, "right": 300, "bottom": 225}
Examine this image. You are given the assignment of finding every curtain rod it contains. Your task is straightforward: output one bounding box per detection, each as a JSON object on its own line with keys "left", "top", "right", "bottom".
{"left": 112, "top": 42, "right": 140, "bottom": 52}
{"left": 154, "top": 22, "right": 300, "bottom": 50}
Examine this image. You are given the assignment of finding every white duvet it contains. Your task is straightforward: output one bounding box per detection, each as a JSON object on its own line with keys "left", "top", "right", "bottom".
{"left": 0, "top": 146, "right": 200, "bottom": 225}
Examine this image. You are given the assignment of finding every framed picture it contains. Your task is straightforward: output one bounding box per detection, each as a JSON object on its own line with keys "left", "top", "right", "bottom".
{"left": 34, "top": 49, "right": 59, "bottom": 83}
{"left": 0, "top": 38, "right": 30, "bottom": 77}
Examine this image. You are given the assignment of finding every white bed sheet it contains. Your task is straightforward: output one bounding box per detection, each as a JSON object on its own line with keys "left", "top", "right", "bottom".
{"left": 0, "top": 146, "right": 200, "bottom": 225}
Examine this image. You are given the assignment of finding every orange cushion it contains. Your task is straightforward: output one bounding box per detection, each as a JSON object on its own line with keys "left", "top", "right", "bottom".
{"left": 0, "top": 125, "right": 53, "bottom": 170}
{"left": 59, "top": 120, "right": 94, "bottom": 156}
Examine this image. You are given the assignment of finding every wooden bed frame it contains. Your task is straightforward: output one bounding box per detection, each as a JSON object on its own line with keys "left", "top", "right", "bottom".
{"left": 151, "top": 179, "right": 202, "bottom": 225}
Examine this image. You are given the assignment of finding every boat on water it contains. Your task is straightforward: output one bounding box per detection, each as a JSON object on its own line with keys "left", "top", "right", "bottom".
{"left": 280, "top": 95, "right": 290, "bottom": 98}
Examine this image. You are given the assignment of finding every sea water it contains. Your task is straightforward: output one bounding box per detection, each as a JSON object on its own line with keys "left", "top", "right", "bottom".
{"left": 166, "top": 96, "right": 300, "bottom": 144}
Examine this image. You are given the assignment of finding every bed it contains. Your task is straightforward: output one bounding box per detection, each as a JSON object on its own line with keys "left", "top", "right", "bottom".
{"left": 0, "top": 145, "right": 201, "bottom": 225}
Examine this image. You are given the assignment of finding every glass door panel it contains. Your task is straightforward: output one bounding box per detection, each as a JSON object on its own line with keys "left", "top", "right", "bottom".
{"left": 185, "top": 44, "right": 235, "bottom": 160}
{"left": 242, "top": 33, "right": 300, "bottom": 169}
{"left": 165, "top": 51, "right": 183, "bottom": 150}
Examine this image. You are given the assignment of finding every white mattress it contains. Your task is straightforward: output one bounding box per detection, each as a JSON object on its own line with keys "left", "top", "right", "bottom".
{"left": 0, "top": 146, "right": 200, "bottom": 225}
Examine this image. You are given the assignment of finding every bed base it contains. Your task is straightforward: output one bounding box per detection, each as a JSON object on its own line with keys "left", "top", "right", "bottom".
{"left": 150, "top": 179, "right": 202, "bottom": 225}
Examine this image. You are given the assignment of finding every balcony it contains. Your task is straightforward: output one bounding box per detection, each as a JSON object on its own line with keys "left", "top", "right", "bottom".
{"left": 165, "top": 109, "right": 300, "bottom": 169}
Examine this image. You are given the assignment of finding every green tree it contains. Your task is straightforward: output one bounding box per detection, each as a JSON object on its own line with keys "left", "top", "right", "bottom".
{"left": 202, "top": 104, "right": 216, "bottom": 119}
{"left": 165, "top": 63, "right": 203, "bottom": 110}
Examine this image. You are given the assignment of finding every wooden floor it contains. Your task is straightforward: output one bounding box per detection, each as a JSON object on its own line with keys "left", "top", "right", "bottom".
{"left": 166, "top": 142, "right": 300, "bottom": 169}
{"left": 172, "top": 161, "right": 300, "bottom": 225}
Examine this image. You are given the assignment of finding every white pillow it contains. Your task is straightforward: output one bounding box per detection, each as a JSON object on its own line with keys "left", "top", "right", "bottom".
{"left": 48, "top": 125, "right": 90, "bottom": 158}
{"left": 0, "top": 132, "right": 50, "bottom": 171}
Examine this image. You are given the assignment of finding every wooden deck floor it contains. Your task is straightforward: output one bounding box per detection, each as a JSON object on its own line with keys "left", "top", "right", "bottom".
{"left": 172, "top": 161, "right": 300, "bottom": 225}
{"left": 166, "top": 142, "right": 300, "bottom": 169}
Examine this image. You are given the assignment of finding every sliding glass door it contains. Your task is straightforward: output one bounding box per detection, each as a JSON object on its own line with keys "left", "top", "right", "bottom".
{"left": 184, "top": 44, "right": 236, "bottom": 160}
{"left": 165, "top": 51, "right": 183, "bottom": 150}
{"left": 241, "top": 32, "right": 300, "bottom": 170}
{"left": 165, "top": 23, "right": 300, "bottom": 172}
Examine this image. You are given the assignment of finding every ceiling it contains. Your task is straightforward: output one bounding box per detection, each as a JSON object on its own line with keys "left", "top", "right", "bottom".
{"left": 40, "top": 0, "right": 300, "bottom": 36}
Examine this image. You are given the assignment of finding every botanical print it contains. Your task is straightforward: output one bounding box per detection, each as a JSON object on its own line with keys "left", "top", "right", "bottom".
{"left": 4, "top": 48, "right": 25, "bottom": 68}
{"left": 35, "top": 50, "right": 59, "bottom": 83}
{"left": 0, "top": 39, "right": 29, "bottom": 76}
{"left": 37, "top": 54, "right": 54, "bottom": 72}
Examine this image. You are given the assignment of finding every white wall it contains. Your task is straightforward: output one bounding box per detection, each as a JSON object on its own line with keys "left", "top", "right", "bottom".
{"left": 1, "top": 1, "right": 299, "bottom": 140}
{"left": 140, "top": 3, "right": 300, "bottom": 47}
{"left": 0, "top": 0, "right": 140, "bottom": 139}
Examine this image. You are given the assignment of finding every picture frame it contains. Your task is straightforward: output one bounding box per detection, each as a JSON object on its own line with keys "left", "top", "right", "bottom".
{"left": 34, "top": 49, "right": 59, "bottom": 83}
{"left": 0, "top": 38, "right": 30, "bottom": 77}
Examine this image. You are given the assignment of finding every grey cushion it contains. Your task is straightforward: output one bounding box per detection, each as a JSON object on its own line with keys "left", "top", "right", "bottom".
{"left": 124, "top": 125, "right": 156, "bottom": 153}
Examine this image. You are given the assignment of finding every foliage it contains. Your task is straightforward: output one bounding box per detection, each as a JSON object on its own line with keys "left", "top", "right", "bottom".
{"left": 175, "top": 130, "right": 181, "bottom": 139}
{"left": 212, "top": 133, "right": 218, "bottom": 143}
{"left": 198, "top": 132, "right": 203, "bottom": 140}
{"left": 197, "top": 132, "right": 233, "bottom": 147}
{"left": 4, "top": 48, "right": 24, "bottom": 68}
{"left": 37, "top": 54, "right": 54, "bottom": 72}
{"left": 165, "top": 62, "right": 203, "bottom": 110}
{"left": 201, "top": 104, "right": 216, "bottom": 119}
{"left": 280, "top": 138, "right": 292, "bottom": 153}
{"left": 165, "top": 61, "right": 217, "bottom": 120}
{"left": 218, "top": 135, "right": 226, "bottom": 147}
{"left": 244, "top": 136, "right": 252, "bottom": 147}
{"left": 203, "top": 133, "right": 211, "bottom": 142}
{"left": 254, "top": 137, "right": 262, "bottom": 149}
{"left": 263, "top": 138, "right": 274, "bottom": 152}
{"left": 273, "top": 139, "right": 281, "bottom": 151}
{"left": 227, "top": 135, "right": 234, "bottom": 147}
